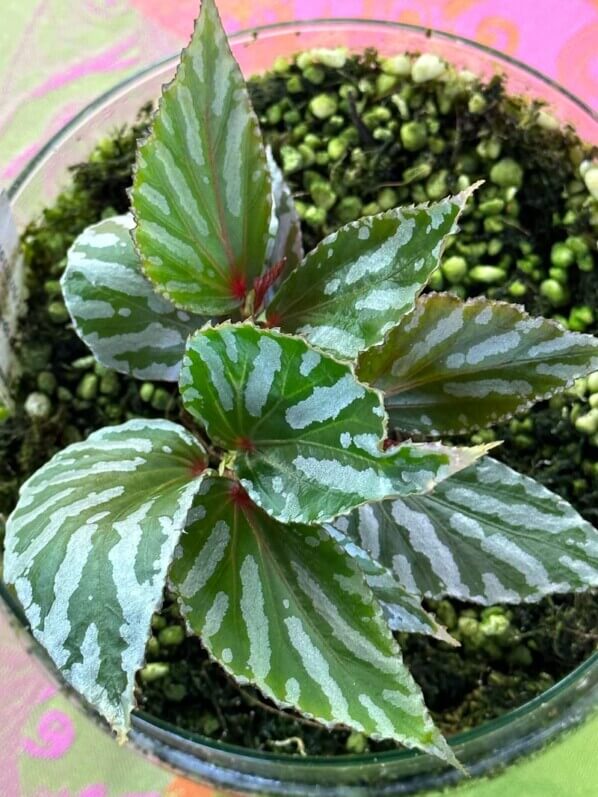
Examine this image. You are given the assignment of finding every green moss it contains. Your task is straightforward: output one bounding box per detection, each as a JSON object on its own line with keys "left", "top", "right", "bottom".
{"left": 0, "top": 52, "right": 596, "bottom": 757}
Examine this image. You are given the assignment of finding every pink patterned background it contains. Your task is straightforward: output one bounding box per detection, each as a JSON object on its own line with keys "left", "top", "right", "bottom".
{"left": 0, "top": 0, "right": 597, "bottom": 184}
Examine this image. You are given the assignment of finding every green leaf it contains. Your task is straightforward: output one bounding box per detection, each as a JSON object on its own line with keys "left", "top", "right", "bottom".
{"left": 265, "top": 148, "right": 303, "bottom": 275}
{"left": 266, "top": 190, "right": 476, "bottom": 359}
{"left": 131, "top": 0, "right": 272, "bottom": 315}
{"left": 334, "top": 457, "right": 598, "bottom": 604}
{"left": 62, "top": 215, "right": 205, "bottom": 381}
{"left": 358, "top": 294, "right": 598, "bottom": 435}
{"left": 3, "top": 419, "right": 208, "bottom": 737}
{"left": 169, "top": 476, "right": 456, "bottom": 763}
{"left": 179, "top": 323, "right": 487, "bottom": 524}
{"left": 325, "top": 522, "right": 458, "bottom": 645}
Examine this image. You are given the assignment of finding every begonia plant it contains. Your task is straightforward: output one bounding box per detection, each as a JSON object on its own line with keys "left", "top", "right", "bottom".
{"left": 4, "top": 0, "right": 598, "bottom": 767}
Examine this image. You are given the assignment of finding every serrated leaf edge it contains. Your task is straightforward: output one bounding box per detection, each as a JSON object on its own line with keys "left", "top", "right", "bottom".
{"left": 371, "top": 293, "right": 598, "bottom": 436}
{"left": 5, "top": 418, "right": 211, "bottom": 739}
{"left": 268, "top": 182, "right": 481, "bottom": 342}
{"left": 181, "top": 318, "right": 393, "bottom": 442}
{"left": 325, "top": 523, "right": 460, "bottom": 646}
{"left": 181, "top": 320, "right": 494, "bottom": 526}
{"left": 129, "top": 0, "right": 273, "bottom": 316}
{"left": 169, "top": 485, "right": 459, "bottom": 766}
{"left": 410, "top": 456, "right": 598, "bottom": 606}
{"left": 60, "top": 214, "right": 203, "bottom": 382}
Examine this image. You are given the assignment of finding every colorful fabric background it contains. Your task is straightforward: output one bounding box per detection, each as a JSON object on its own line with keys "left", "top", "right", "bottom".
{"left": 0, "top": 0, "right": 597, "bottom": 183}
{"left": 2, "top": 606, "right": 598, "bottom": 797}
{"left": 0, "top": 1, "right": 597, "bottom": 795}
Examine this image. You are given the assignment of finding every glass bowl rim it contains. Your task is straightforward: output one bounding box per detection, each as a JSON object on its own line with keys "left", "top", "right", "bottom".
{"left": 2, "top": 572, "right": 597, "bottom": 768}
{"left": 7, "top": 15, "right": 597, "bottom": 203}
{"left": 4, "top": 14, "right": 598, "bottom": 771}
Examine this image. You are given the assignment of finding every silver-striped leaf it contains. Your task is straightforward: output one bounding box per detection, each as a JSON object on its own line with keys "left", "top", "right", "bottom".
{"left": 3, "top": 419, "right": 208, "bottom": 737}
{"left": 334, "top": 457, "right": 598, "bottom": 604}
{"left": 179, "top": 323, "right": 488, "bottom": 524}
{"left": 266, "top": 189, "right": 476, "bottom": 360}
{"left": 325, "top": 521, "right": 458, "bottom": 645}
{"left": 265, "top": 148, "right": 303, "bottom": 275}
{"left": 170, "top": 476, "right": 456, "bottom": 764}
{"left": 131, "top": 0, "right": 272, "bottom": 316}
{"left": 61, "top": 215, "right": 205, "bottom": 381}
{"left": 358, "top": 294, "right": 598, "bottom": 435}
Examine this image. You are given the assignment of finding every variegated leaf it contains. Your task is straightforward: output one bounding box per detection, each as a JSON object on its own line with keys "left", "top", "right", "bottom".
{"left": 170, "top": 476, "right": 456, "bottom": 764}
{"left": 265, "top": 148, "right": 303, "bottom": 275}
{"left": 179, "top": 323, "right": 487, "bottom": 524}
{"left": 3, "top": 419, "right": 208, "bottom": 736}
{"left": 334, "top": 457, "right": 598, "bottom": 605}
{"left": 62, "top": 215, "right": 205, "bottom": 381}
{"left": 325, "top": 521, "right": 458, "bottom": 645}
{"left": 266, "top": 189, "right": 476, "bottom": 360}
{"left": 131, "top": 0, "right": 272, "bottom": 316}
{"left": 358, "top": 294, "right": 598, "bottom": 435}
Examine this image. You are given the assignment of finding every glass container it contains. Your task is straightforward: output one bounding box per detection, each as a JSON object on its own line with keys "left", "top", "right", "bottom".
{"left": 3, "top": 18, "right": 597, "bottom": 796}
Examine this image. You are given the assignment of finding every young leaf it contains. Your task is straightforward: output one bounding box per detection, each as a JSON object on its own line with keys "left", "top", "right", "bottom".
{"left": 62, "top": 215, "right": 205, "bottom": 381}
{"left": 3, "top": 419, "right": 209, "bottom": 737}
{"left": 325, "top": 521, "right": 458, "bottom": 645}
{"left": 131, "top": 0, "right": 272, "bottom": 315}
{"left": 334, "top": 457, "right": 598, "bottom": 605}
{"left": 265, "top": 148, "right": 303, "bottom": 276}
{"left": 266, "top": 190, "right": 475, "bottom": 359}
{"left": 179, "top": 323, "right": 487, "bottom": 524}
{"left": 253, "top": 152, "right": 303, "bottom": 311}
{"left": 170, "top": 476, "right": 456, "bottom": 764}
{"left": 358, "top": 294, "right": 598, "bottom": 435}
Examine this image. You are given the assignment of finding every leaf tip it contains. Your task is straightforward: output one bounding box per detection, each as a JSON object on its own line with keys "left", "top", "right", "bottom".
{"left": 425, "top": 731, "right": 466, "bottom": 772}
{"left": 463, "top": 439, "right": 501, "bottom": 459}
{"left": 114, "top": 723, "right": 131, "bottom": 746}
{"left": 459, "top": 178, "right": 484, "bottom": 203}
{"left": 435, "top": 625, "right": 461, "bottom": 648}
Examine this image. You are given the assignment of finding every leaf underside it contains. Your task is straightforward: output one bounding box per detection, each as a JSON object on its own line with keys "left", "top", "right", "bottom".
{"left": 61, "top": 215, "right": 206, "bottom": 381}
{"left": 169, "top": 476, "right": 456, "bottom": 763}
{"left": 334, "top": 457, "right": 598, "bottom": 605}
{"left": 267, "top": 190, "right": 476, "bottom": 359}
{"left": 358, "top": 294, "right": 598, "bottom": 435}
{"left": 131, "top": 0, "right": 272, "bottom": 316}
{"left": 325, "top": 523, "right": 458, "bottom": 645}
{"left": 3, "top": 419, "right": 208, "bottom": 736}
{"left": 179, "top": 323, "right": 487, "bottom": 524}
{"left": 265, "top": 148, "right": 303, "bottom": 278}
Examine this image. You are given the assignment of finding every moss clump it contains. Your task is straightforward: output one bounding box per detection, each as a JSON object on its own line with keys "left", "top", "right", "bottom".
{"left": 1, "top": 50, "right": 596, "bottom": 756}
